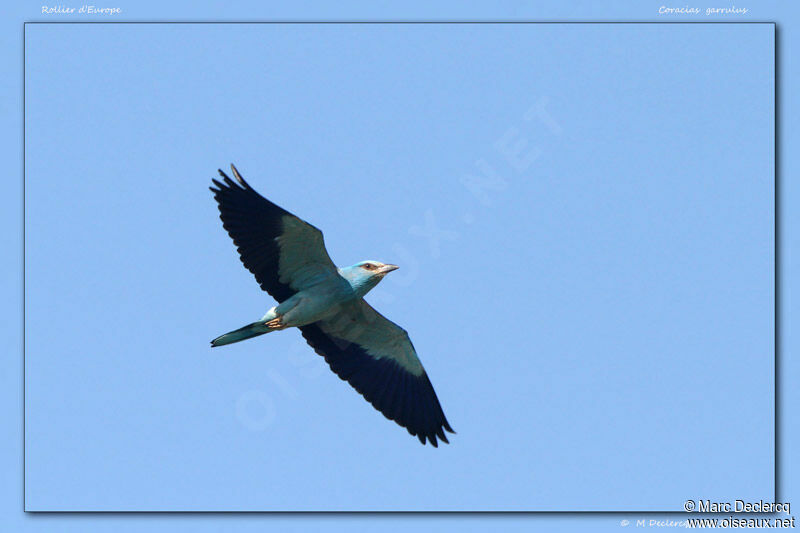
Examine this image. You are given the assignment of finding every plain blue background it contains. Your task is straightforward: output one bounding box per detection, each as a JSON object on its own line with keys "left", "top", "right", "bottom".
{"left": 3, "top": 0, "right": 795, "bottom": 531}
{"left": 23, "top": 21, "right": 774, "bottom": 512}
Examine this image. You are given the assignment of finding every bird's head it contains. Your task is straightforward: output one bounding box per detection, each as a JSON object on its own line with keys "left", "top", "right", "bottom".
{"left": 340, "top": 260, "right": 399, "bottom": 297}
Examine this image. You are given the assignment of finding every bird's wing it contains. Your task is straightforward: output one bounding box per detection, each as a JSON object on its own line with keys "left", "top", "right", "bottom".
{"left": 210, "top": 165, "right": 338, "bottom": 302}
{"left": 299, "top": 299, "right": 454, "bottom": 446}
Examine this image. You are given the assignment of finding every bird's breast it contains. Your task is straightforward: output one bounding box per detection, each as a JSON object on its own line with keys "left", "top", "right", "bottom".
{"left": 278, "top": 280, "right": 357, "bottom": 327}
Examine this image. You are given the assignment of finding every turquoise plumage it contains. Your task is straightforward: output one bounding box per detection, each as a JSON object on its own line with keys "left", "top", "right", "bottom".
{"left": 210, "top": 164, "right": 454, "bottom": 446}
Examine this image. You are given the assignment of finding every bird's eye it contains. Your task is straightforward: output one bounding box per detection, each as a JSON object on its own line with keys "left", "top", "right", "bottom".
{"left": 362, "top": 264, "right": 375, "bottom": 270}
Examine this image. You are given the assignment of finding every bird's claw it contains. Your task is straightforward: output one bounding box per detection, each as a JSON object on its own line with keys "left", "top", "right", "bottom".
{"left": 265, "top": 317, "right": 285, "bottom": 330}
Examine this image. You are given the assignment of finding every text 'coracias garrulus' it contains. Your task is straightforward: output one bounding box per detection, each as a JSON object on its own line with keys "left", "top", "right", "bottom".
{"left": 210, "top": 165, "right": 454, "bottom": 446}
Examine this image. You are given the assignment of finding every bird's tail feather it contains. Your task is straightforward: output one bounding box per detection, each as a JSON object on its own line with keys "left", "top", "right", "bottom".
{"left": 211, "top": 321, "right": 271, "bottom": 347}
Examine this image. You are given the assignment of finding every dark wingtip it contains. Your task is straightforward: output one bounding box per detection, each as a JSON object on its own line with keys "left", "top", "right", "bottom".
{"left": 230, "top": 163, "right": 247, "bottom": 187}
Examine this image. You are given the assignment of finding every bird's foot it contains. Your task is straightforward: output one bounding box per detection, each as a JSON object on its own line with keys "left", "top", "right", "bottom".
{"left": 265, "top": 317, "right": 286, "bottom": 330}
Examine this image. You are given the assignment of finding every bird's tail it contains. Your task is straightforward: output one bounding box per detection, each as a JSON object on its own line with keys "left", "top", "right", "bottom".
{"left": 210, "top": 321, "right": 271, "bottom": 347}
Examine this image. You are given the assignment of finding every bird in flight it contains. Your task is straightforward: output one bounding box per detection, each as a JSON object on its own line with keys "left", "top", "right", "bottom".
{"left": 210, "top": 164, "right": 454, "bottom": 446}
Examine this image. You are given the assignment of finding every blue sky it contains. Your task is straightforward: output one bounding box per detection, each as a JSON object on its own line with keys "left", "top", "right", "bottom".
{"left": 23, "top": 21, "right": 773, "bottom": 511}
{"left": 3, "top": 1, "right": 795, "bottom": 531}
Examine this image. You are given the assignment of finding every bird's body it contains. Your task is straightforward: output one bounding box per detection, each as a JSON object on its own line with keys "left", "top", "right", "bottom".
{"left": 211, "top": 262, "right": 397, "bottom": 343}
{"left": 269, "top": 272, "right": 351, "bottom": 327}
{"left": 210, "top": 165, "right": 454, "bottom": 446}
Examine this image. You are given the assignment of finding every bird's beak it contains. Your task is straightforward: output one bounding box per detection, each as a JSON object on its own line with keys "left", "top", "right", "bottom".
{"left": 379, "top": 264, "right": 399, "bottom": 275}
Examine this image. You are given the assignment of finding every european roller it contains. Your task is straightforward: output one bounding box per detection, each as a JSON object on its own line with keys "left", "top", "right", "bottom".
{"left": 210, "top": 165, "right": 454, "bottom": 446}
